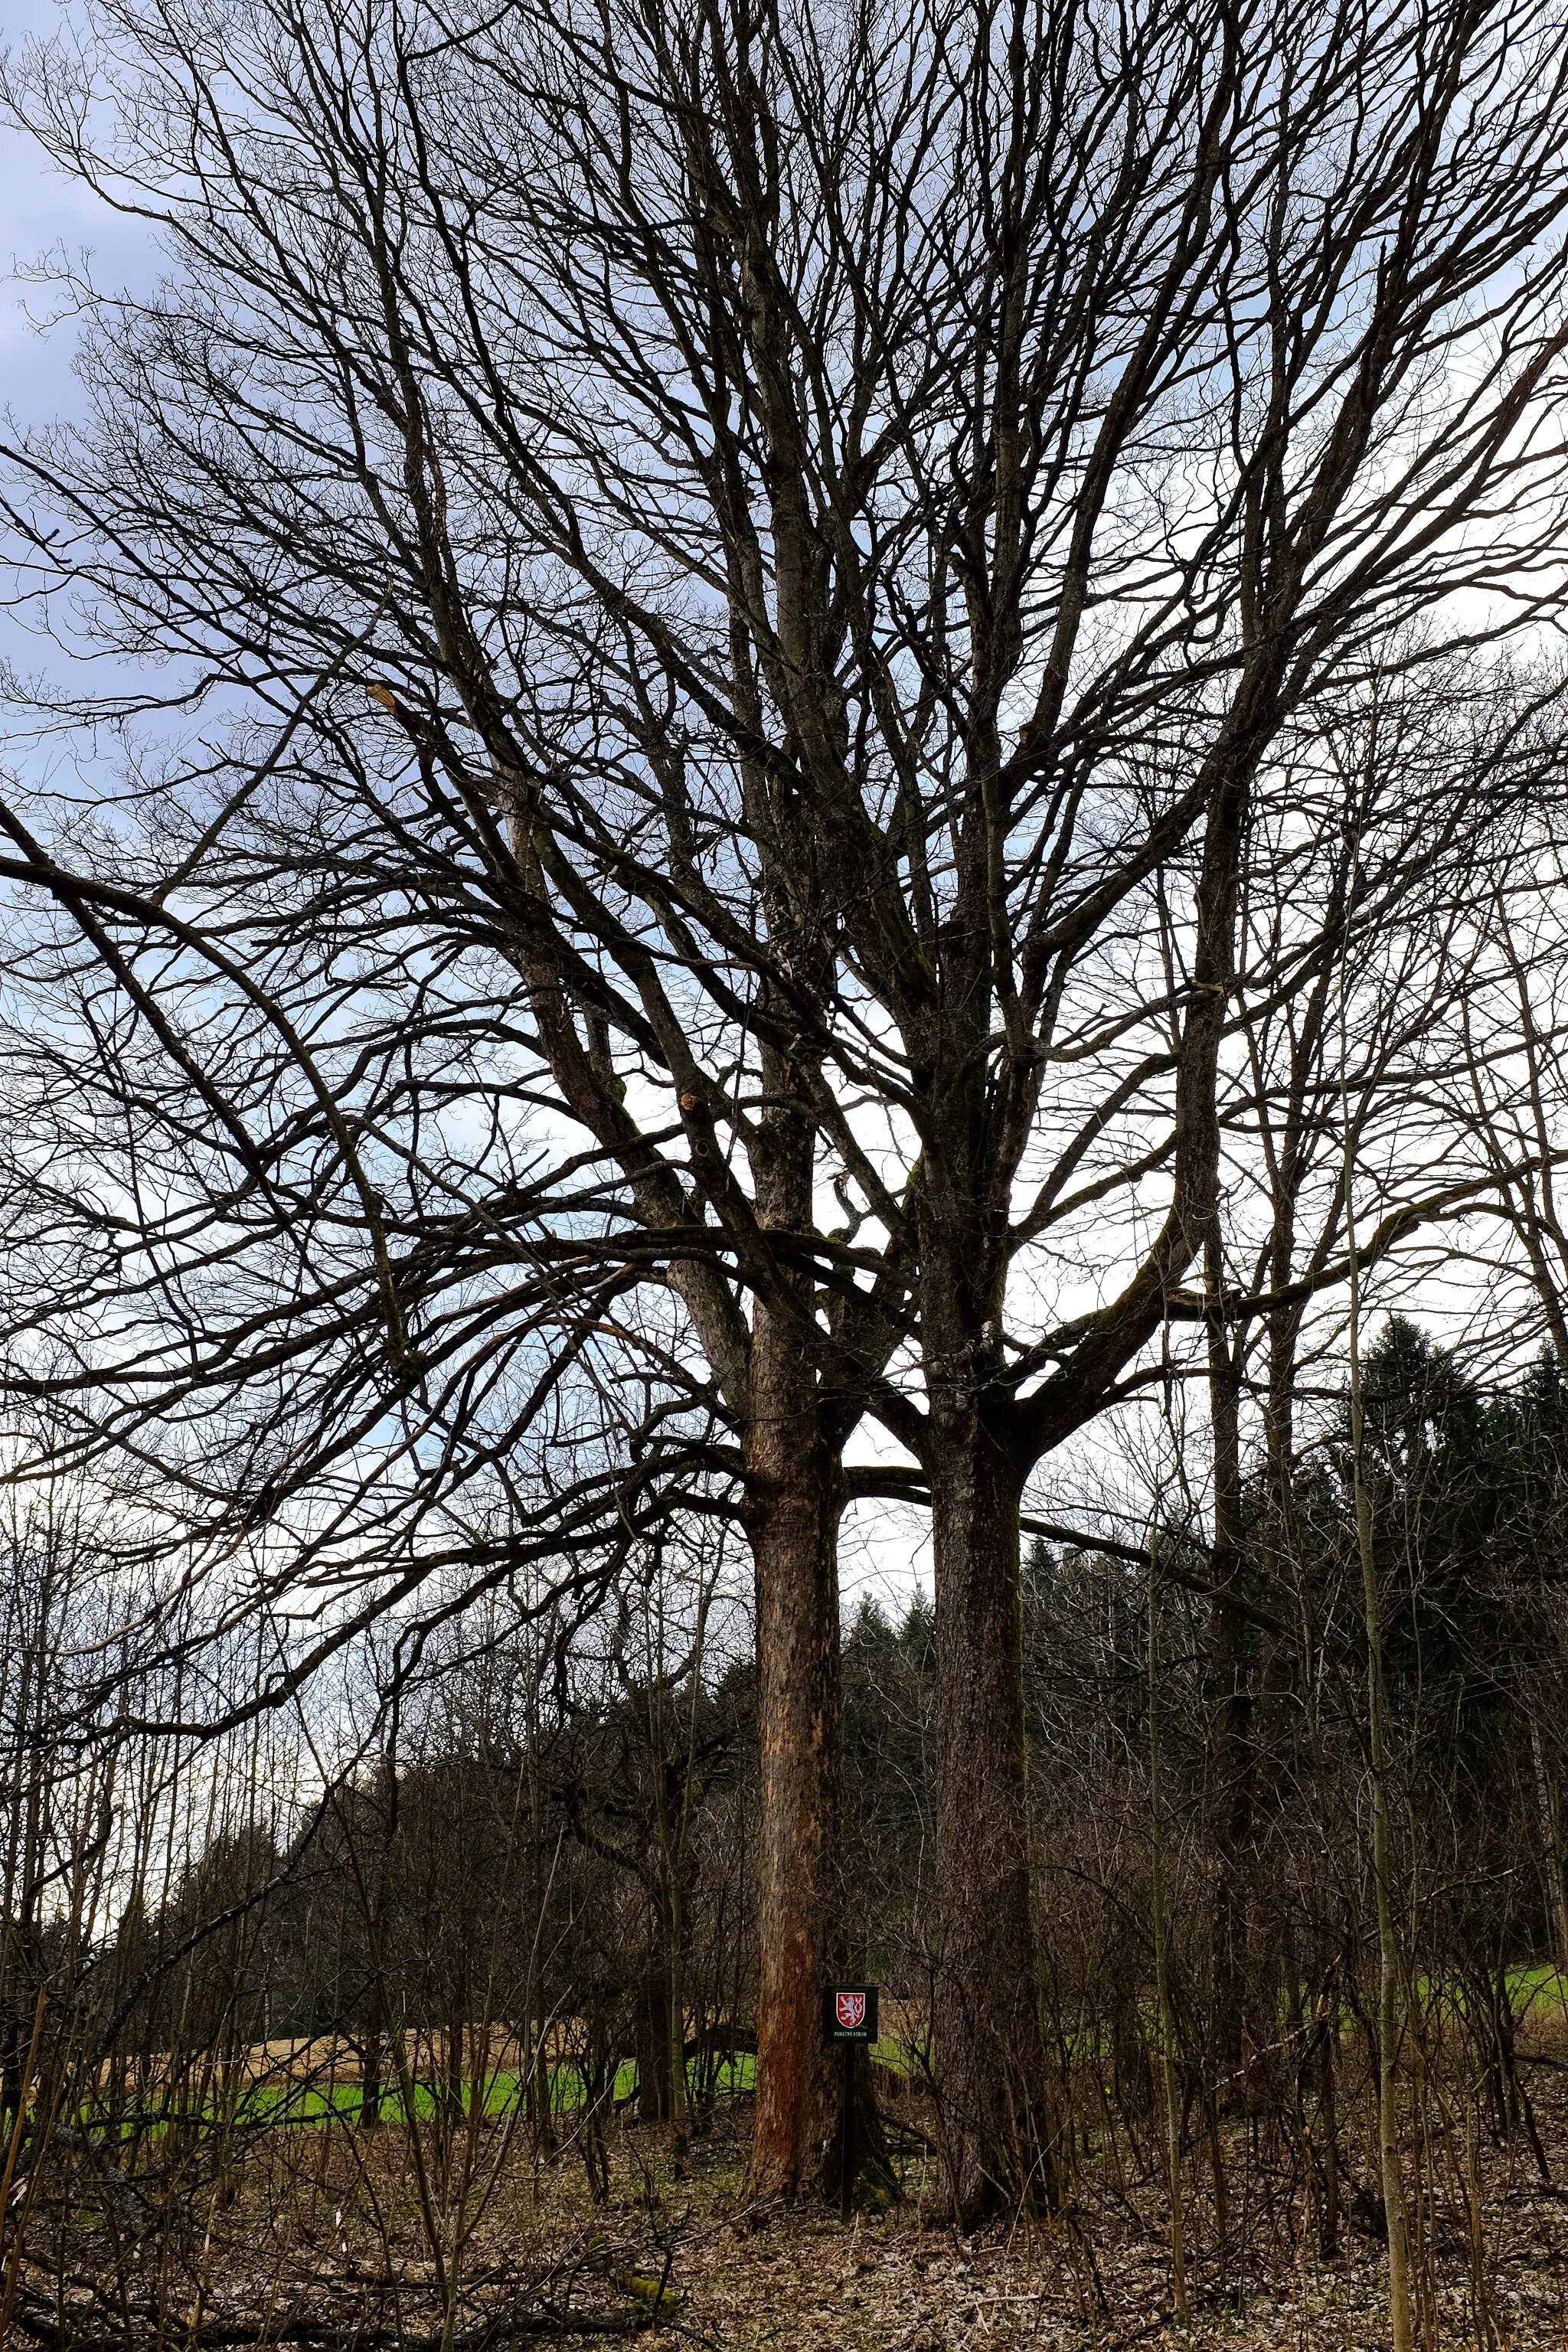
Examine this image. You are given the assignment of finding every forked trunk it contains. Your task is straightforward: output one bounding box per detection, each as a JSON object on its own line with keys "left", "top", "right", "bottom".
{"left": 930, "top": 1409, "right": 1056, "bottom": 2220}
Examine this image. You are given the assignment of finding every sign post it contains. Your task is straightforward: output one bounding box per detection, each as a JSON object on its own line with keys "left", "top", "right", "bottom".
{"left": 823, "top": 1985, "right": 877, "bottom": 2221}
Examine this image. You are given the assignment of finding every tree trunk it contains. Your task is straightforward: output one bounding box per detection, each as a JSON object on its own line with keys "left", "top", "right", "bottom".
{"left": 743, "top": 1043, "right": 846, "bottom": 2200}
{"left": 743, "top": 1344, "right": 844, "bottom": 2197}
{"left": 634, "top": 1924, "right": 674, "bottom": 2125}
{"left": 1206, "top": 1294, "right": 1255, "bottom": 2118}
{"left": 1150, "top": 1559, "right": 1190, "bottom": 2316}
{"left": 1529, "top": 1716, "right": 1568, "bottom": 1975}
{"left": 1318, "top": 2001, "right": 1342, "bottom": 2261}
{"left": 929, "top": 1406, "right": 1055, "bottom": 2220}
{"left": 1347, "top": 1181, "right": 1415, "bottom": 2352}
{"left": 1207, "top": 1598, "right": 1253, "bottom": 2112}
{"left": 359, "top": 1982, "right": 384, "bottom": 2130}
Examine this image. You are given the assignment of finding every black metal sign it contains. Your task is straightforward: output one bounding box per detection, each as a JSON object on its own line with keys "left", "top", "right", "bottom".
{"left": 823, "top": 1983, "right": 878, "bottom": 2043}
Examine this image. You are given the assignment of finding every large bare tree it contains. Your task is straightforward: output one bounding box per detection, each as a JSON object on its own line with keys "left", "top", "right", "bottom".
{"left": 7, "top": 0, "right": 1568, "bottom": 2219}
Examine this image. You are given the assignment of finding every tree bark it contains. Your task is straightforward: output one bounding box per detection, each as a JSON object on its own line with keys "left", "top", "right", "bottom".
{"left": 634, "top": 1921, "right": 675, "bottom": 2125}
{"left": 929, "top": 1403, "right": 1055, "bottom": 2220}
{"left": 743, "top": 1326, "right": 843, "bottom": 2197}
{"left": 743, "top": 1038, "right": 847, "bottom": 2200}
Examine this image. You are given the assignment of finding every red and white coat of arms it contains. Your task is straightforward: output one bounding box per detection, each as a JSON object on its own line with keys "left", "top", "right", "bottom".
{"left": 835, "top": 1991, "right": 867, "bottom": 2030}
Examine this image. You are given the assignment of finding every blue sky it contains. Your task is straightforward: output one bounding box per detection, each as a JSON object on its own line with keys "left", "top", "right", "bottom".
{"left": 2, "top": 2, "right": 155, "bottom": 427}
{"left": 1, "top": 1, "right": 165, "bottom": 724}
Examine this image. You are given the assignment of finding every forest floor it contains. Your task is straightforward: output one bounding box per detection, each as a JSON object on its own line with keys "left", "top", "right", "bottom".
{"left": 647, "top": 2131, "right": 1568, "bottom": 2350}
{"left": 15, "top": 2036, "right": 1568, "bottom": 2350}
{"left": 560, "top": 2076, "right": 1568, "bottom": 2352}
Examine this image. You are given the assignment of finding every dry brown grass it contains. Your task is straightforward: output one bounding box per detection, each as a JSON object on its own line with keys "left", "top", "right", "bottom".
{"left": 16, "top": 2009, "right": 1568, "bottom": 2350}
